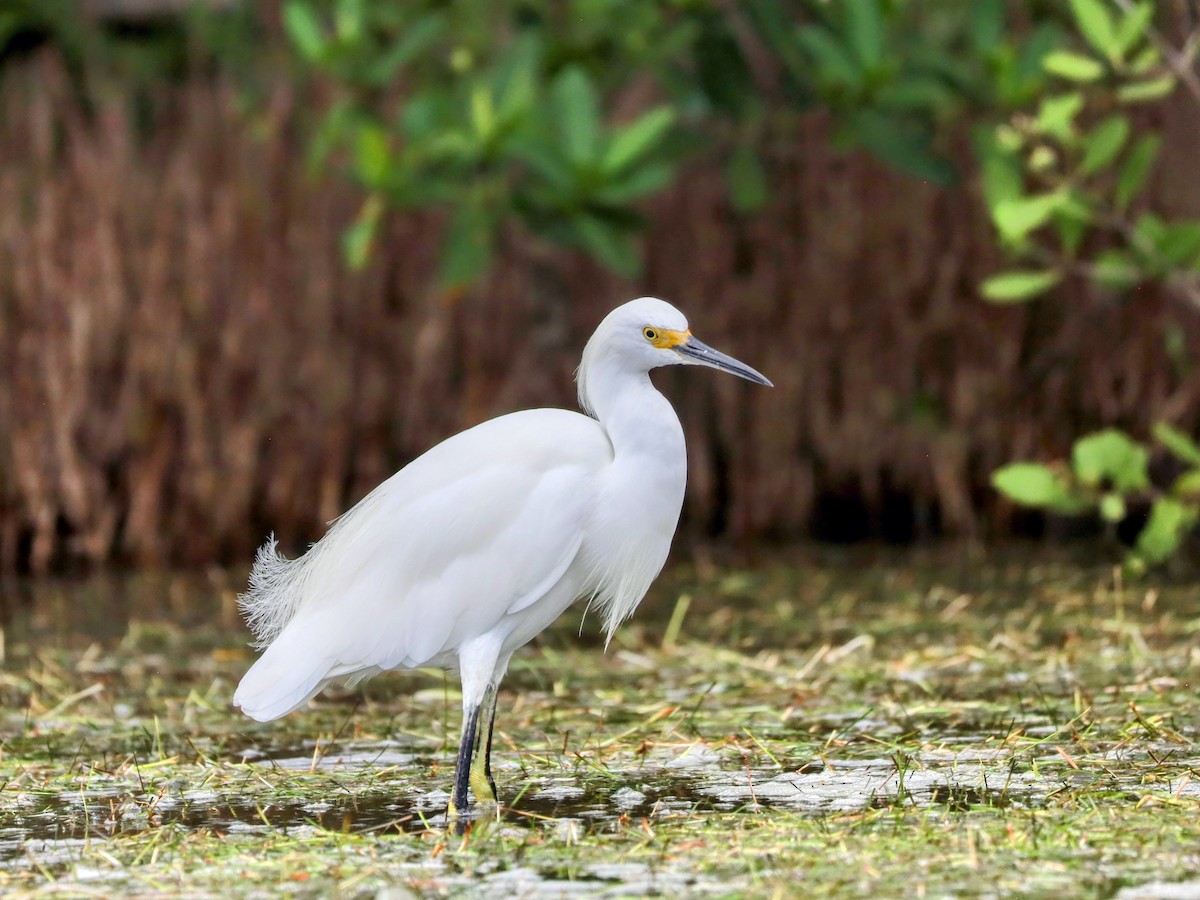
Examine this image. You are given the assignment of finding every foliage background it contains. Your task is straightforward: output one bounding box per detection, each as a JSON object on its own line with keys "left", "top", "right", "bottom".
{"left": 2, "top": 0, "right": 1200, "bottom": 574}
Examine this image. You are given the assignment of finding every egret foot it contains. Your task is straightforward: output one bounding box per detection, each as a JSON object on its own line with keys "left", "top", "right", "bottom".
{"left": 468, "top": 758, "right": 497, "bottom": 806}
{"left": 471, "top": 682, "right": 500, "bottom": 805}
{"left": 445, "top": 683, "right": 501, "bottom": 829}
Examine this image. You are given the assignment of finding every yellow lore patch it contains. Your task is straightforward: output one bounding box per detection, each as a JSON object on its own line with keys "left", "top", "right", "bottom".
{"left": 646, "top": 327, "right": 691, "bottom": 349}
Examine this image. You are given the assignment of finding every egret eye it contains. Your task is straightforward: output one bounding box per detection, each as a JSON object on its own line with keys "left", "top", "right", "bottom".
{"left": 643, "top": 327, "right": 659, "bottom": 342}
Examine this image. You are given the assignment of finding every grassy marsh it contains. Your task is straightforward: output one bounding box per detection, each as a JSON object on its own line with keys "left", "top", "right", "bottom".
{"left": 1, "top": 548, "right": 1198, "bottom": 897}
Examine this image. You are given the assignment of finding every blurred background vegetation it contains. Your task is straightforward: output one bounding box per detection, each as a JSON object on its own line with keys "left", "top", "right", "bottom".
{"left": 2, "top": 0, "right": 1200, "bottom": 576}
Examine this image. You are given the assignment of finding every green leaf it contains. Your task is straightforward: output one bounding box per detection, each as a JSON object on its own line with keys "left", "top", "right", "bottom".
{"left": 1166, "top": 224, "right": 1200, "bottom": 267}
{"left": 1080, "top": 115, "right": 1129, "bottom": 174}
{"left": 438, "top": 201, "right": 492, "bottom": 287}
{"left": 1057, "top": 191, "right": 1093, "bottom": 224}
{"left": 1043, "top": 50, "right": 1104, "bottom": 82}
{"left": 1091, "top": 249, "right": 1141, "bottom": 289}
{"left": 726, "top": 146, "right": 769, "bottom": 214}
{"left": 494, "top": 32, "right": 541, "bottom": 120}
{"left": 366, "top": 14, "right": 444, "bottom": 86}
{"left": 334, "top": 0, "right": 365, "bottom": 44}
{"left": 741, "top": 0, "right": 811, "bottom": 87}
{"left": 877, "top": 75, "right": 955, "bottom": 112}
{"left": 1155, "top": 221, "right": 1200, "bottom": 267}
{"left": 980, "top": 270, "right": 1062, "bottom": 303}
{"left": 603, "top": 108, "right": 675, "bottom": 175}
{"left": 1115, "top": 1, "right": 1155, "bottom": 57}
{"left": 1072, "top": 429, "right": 1149, "bottom": 491}
{"left": 1129, "top": 43, "right": 1160, "bottom": 74}
{"left": 1115, "top": 134, "right": 1160, "bottom": 210}
{"left": 514, "top": 141, "right": 574, "bottom": 192}
{"left": 992, "top": 463, "right": 1073, "bottom": 509}
{"left": 993, "top": 192, "right": 1065, "bottom": 242}
{"left": 850, "top": 110, "right": 956, "bottom": 185}
{"left": 1100, "top": 493, "right": 1127, "bottom": 522}
{"left": 1069, "top": 0, "right": 1119, "bottom": 61}
{"left": 1135, "top": 497, "right": 1196, "bottom": 565}
{"left": 796, "top": 26, "right": 860, "bottom": 88}
{"left": 1056, "top": 212, "right": 1088, "bottom": 256}
{"left": 469, "top": 84, "right": 495, "bottom": 142}
{"left": 354, "top": 122, "right": 390, "bottom": 188}
{"left": 1011, "top": 24, "right": 1060, "bottom": 98}
{"left": 1117, "top": 75, "right": 1176, "bottom": 103}
{"left": 283, "top": 1, "right": 326, "bottom": 62}
{"left": 844, "top": 0, "right": 885, "bottom": 71}
{"left": 592, "top": 161, "right": 674, "bottom": 204}
{"left": 573, "top": 216, "right": 639, "bottom": 277}
{"left": 400, "top": 94, "right": 439, "bottom": 141}
{"left": 967, "top": 0, "right": 1005, "bottom": 53}
{"left": 307, "top": 100, "right": 355, "bottom": 174}
{"left": 1133, "top": 212, "right": 1166, "bottom": 246}
{"left": 1154, "top": 422, "right": 1200, "bottom": 467}
{"left": 1036, "top": 92, "right": 1084, "bottom": 141}
{"left": 554, "top": 67, "right": 601, "bottom": 165}
{"left": 1171, "top": 469, "right": 1200, "bottom": 499}
{"left": 980, "top": 153, "right": 1023, "bottom": 212}
{"left": 342, "top": 194, "right": 383, "bottom": 270}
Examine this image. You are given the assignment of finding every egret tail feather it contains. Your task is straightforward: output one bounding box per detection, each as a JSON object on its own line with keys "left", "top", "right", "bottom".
{"left": 232, "top": 646, "right": 329, "bottom": 722}
{"left": 238, "top": 534, "right": 310, "bottom": 649}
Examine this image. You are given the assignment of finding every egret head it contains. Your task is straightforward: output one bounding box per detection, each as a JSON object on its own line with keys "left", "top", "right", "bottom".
{"left": 577, "top": 297, "right": 772, "bottom": 416}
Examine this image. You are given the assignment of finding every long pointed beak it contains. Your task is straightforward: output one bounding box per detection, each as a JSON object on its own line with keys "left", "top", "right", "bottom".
{"left": 675, "top": 336, "right": 772, "bottom": 386}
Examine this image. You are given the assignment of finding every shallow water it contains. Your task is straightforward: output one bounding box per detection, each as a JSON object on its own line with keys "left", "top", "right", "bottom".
{"left": 5, "top": 733, "right": 1195, "bottom": 853}
{"left": 0, "top": 549, "right": 1198, "bottom": 896}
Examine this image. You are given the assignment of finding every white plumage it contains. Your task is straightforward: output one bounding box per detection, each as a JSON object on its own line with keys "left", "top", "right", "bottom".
{"left": 233, "top": 297, "right": 770, "bottom": 817}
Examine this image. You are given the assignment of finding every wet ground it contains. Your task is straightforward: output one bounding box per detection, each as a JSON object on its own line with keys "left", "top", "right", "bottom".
{"left": 0, "top": 546, "right": 1198, "bottom": 896}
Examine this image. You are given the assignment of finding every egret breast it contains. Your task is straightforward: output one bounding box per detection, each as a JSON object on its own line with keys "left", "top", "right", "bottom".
{"left": 579, "top": 420, "right": 687, "bottom": 639}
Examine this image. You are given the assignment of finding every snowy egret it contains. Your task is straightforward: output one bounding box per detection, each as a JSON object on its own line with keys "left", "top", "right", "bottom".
{"left": 233, "top": 297, "right": 770, "bottom": 818}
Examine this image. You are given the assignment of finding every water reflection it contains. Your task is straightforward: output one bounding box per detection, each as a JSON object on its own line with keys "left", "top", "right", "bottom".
{"left": 6, "top": 737, "right": 1196, "bottom": 857}
{"left": 4, "top": 569, "right": 242, "bottom": 645}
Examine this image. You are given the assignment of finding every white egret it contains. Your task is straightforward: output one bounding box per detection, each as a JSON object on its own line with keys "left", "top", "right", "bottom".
{"left": 233, "top": 297, "right": 771, "bottom": 818}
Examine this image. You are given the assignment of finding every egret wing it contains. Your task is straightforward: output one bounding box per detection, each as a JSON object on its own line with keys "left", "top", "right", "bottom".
{"left": 234, "top": 409, "right": 610, "bottom": 720}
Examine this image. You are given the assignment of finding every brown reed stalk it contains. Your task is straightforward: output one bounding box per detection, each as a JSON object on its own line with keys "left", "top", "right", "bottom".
{"left": 1, "top": 50, "right": 1199, "bottom": 574}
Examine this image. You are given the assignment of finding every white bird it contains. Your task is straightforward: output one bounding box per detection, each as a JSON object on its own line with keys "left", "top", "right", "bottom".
{"left": 233, "top": 297, "right": 771, "bottom": 818}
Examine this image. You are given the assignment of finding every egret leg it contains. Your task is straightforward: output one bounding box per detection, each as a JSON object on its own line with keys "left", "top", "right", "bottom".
{"left": 447, "top": 702, "right": 481, "bottom": 820}
{"left": 447, "top": 637, "right": 505, "bottom": 823}
{"left": 468, "top": 682, "right": 499, "bottom": 804}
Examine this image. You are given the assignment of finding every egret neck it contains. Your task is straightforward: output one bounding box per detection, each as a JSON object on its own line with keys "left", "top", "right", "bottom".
{"left": 577, "top": 352, "right": 688, "bottom": 641}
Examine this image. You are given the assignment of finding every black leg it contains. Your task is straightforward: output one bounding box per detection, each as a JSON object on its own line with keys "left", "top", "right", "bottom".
{"left": 468, "top": 682, "right": 500, "bottom": 805}
{"left": 448, "top": 702, "right": 480, "bottom": 820}
{"left": 483, "top": 696, "right": 498, "bottom": 799}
